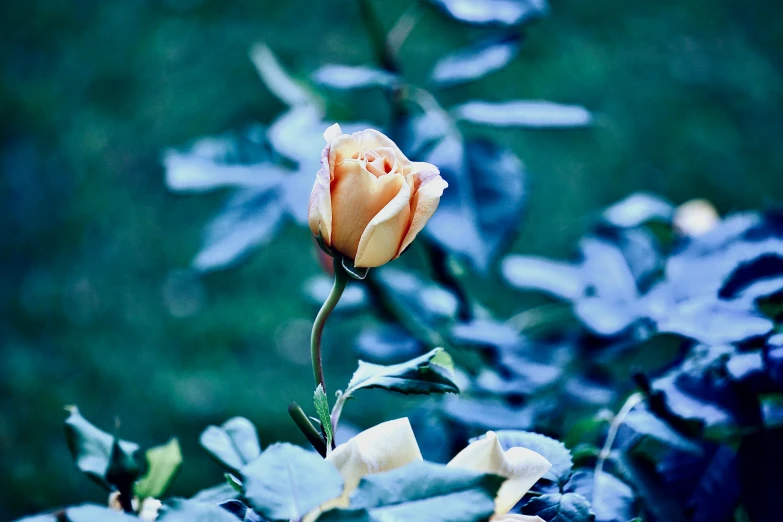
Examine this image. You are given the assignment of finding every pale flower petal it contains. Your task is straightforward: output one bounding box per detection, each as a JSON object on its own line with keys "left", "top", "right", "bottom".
{"left": 327, "top": 417, "right": 423, "bottom": 493}
{"left": 354, "top": 182, "right": 412, "bottom": 267}
{"left": 323, "top": 123, "right": 343, "bottom": 143}
{"left": 307, "top": 145, "right": 333, "bottom": 244}
{"left": 448, "top": 432, "right": 551, "bottom": 516}
{"left": 398, "top": 166, "right": 448, "bottom": 255}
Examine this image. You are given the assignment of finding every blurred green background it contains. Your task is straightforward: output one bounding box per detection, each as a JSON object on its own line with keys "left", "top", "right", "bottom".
{"left": 2, "top": 0, "right": 782, "bottom": 518}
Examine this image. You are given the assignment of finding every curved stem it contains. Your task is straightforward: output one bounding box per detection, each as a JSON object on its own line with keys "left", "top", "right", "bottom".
{"left": 311, "top": 257, "right": 349, "bottom": 394}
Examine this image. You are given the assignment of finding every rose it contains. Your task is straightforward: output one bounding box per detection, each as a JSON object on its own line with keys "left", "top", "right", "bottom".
{"left": 308, "top": 124, "right": 448, "bottom": 268}
{"left": 305, "top": 418, "right": 550, "bottom": 521}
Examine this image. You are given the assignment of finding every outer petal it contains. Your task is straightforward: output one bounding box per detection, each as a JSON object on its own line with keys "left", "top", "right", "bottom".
{"left": 398, "top": 164, "right": 448, "bottom": 255}
{"left": 307, "top": 144, "right": 333, "bottom": 244}
{"left": 327, "top": 417, "right": 423, "bottom": 500}
{"left": 353, "top": 182, "right": 412, "bottom": 268}
{"left": 330, "top": 162, "right": 404, "bottom": 259}
{"left": 448, "top": 432, "right": 551, "bottom": 516}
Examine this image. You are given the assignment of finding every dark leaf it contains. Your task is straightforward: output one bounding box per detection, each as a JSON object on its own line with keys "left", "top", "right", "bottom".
{"left": 657, "top": 298, "right": 773, "bottom": 344}
{"left": 685, "top": 445, "right": 739, "bottom": 522}
{"left": 521, "top": 492, "right": 595, "bottom": 522}
{"left": 501, "top": 256, "right": 584, "bottom": 301}
{"left": 622, "top": 408, "right": 702, "bottom": 455}
{"left": 134, "top": 438, "right": 183, "bottom": 500}
{"left": 319, "top": 461, "right": 504, "bottom": 522}
{"left": 163, "top": 125, "right": 286, "bottom": 193}
{"left": 564, "top": 470, "right": 635, "bottom": 522}
{"left": 738, "top": 428, "right": 783, "bottom": 522}
{"left": 199, "top": 417, "right": 261, "bottom": 475}
{"left": 312, "top": 64, "right": 397, "bottom": 90}
{"left": 242, "top": 443, "right": 344, "bottom": 521}
{"left": 424, "top": 139, "right": 526, "bottom": 271}
{"left": 427, "top": 0, "right": 549, "bottom": 27}
{"left": 760, "top": 394, "right": 783, "bottom": 428}
{"left": 218, "top": 500, "right": 267, "bottom": 522}
{"left": 157, "top": 499, "right": 239, "bottom": 522}
{"left": 718, "top": 254, "right": 783, "bottom": 300}
{"left": 478, "top": 430, "right": 573, "bottom": 485}
{"left": 601, "top": 193, "right": 674, "bottom": 229}
{"left": 65, "top": 505, "right": 139, "bottom": 522}
{"left": 453, "top": 100, "right": 592, "bottom": 128}
{"left": 193, "top": 187, "right": 287, "bottom": 272}
{"left": 450, "top": 319, "right": 524, "bottom": 352}
{"left": 346, "top": 348, "right": 459, "bottom": 396}
{"left": 372, "top": 267, "right": 459, "bottom": 326}
{"left": 354, "top": 324, "right": 422, "bottom": 364}
{"left": 443, "top": 396, "right": 534, "bottom": 431}
{"left": 431, "top": 35, "right": 521, "bottom": 87}
{"left": 64, "top": 407, "right": 140, "bottom": 490}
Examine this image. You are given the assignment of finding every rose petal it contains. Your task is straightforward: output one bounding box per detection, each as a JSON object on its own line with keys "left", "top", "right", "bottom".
{"left": 328, "top": 417, "right": 423, "bottom": 499}
{"left": 323, "top": 123, "right": 343, "bottom": 143}
{"left": 330, "top": 161, "right": 404, "bottom": 259}
{"left": 448, "top": 431, "right": 551, "bottom": 515}
{"left": 329, "top": 129, "right": 410, "bottom": 169}
{"left": 354, "top": 182, "right": 412, "bottom": 267}
{"left": 398, "top": 165, "right": 448, "bottom": 255}
{"left": 308, "top": 145, "right": 334, "bottom": 244}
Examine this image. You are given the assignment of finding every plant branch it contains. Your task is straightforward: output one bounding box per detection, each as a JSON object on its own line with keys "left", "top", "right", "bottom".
{"left": 288, "top": 402, "right": 327, "bottom": 457}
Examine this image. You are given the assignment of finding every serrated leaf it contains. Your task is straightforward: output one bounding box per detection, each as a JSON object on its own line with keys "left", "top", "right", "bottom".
{"left": 242, "top": 443, "right": 344, "bottom": 521}
{"left": 199, "top": 417, "right": 261, "bottom": 474}
{"left": 314, "top": 384, "right": 333, "bottom": 450}
{"left": 318, "top": 461, "right": 504, "bottom": 522}
{"left": 156, "top": 499, "right": 239, "bottom": 522}
{"left": 430, "top": 35, "right": 521, "bottom": 87}
{"left": 312, "top": 64, "right": 397, "bottom": 90}
{"left": 453, "top": 100, "right": 592, "bottom": 128}
{"left": 521, "top": 492, "right": 595, "bottom": 522}
{"left": 346, "top": 348, "right": 460, "bottom": 396}
{"left": 65, "top": 505, "right": 139, "bottom": 522}
{"left": 64, "top": 407, "right": 140, "bottom": 490}
{"left": 564, "top": 470, "right": 635, "bottom": 522}
{"left": 484, "top": 431, "right": 573, "bottom": 485}
{"left": 134, "top": 438, "right": 182, "bottom": 500}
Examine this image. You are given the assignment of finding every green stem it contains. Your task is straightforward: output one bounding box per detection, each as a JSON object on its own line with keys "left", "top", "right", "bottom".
{"left": 357, "top": 0, "right": 398, "bottom": 73}
{"left": 288, "top": 402, "right": 327, "bottom": 457}
{"left": 311, "top": 257, "right": 349, "bottom": 395}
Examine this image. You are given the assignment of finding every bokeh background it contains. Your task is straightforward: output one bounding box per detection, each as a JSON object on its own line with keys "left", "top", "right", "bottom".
{"left": 2, "top": 0, "right": 783, "bottom": 519}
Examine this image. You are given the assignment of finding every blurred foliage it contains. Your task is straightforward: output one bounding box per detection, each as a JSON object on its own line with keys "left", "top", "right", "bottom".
{"left": 3, "top": 0, "right": 783, "bottom": 520}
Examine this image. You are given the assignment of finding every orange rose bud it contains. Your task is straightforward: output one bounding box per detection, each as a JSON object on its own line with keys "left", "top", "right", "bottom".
{"left": 308, "top": 125, "right": 447, "bottom": 268}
